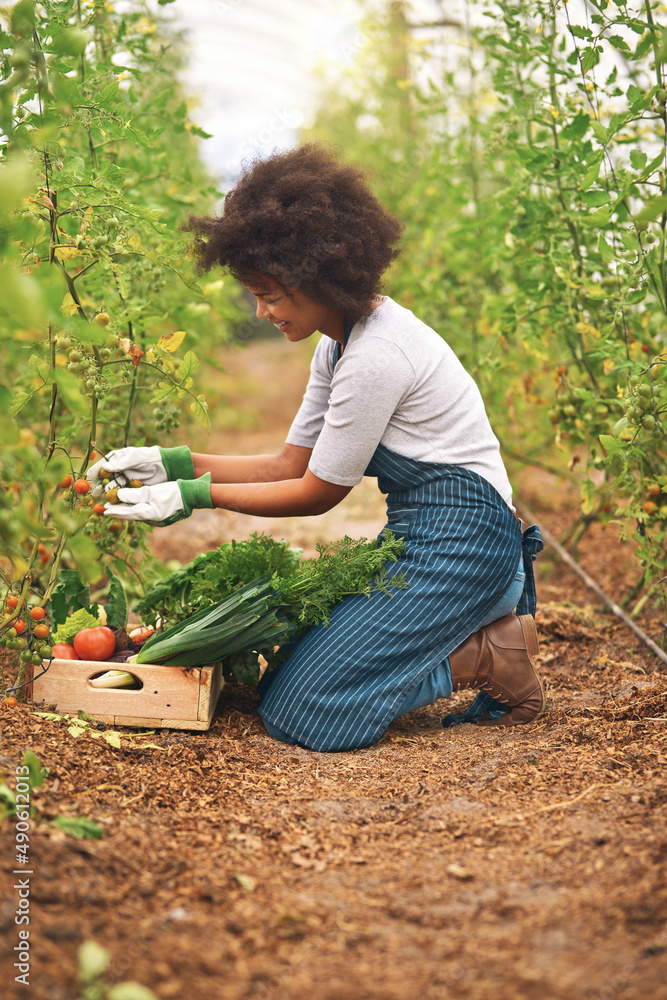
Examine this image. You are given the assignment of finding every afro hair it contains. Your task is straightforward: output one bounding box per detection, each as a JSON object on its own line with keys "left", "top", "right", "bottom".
{"left": 182, "top": 143, "right": 404, "bottom": 322}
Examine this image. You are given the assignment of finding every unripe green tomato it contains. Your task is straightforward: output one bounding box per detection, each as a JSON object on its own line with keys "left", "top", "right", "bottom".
{"left": 106, "top": 334, "right": 119, "bottom": 348}
{"left": 56, "top": 27, "right": 90, "bottom": 56}
{"left": 638, "top": 383, "right": 652, "bottom": 398}
{"left": 20, "top": 649, "right": 32, "bottom": 662}
{"left": 645, "top": 233, "right": 656, "bottom": 244}
{"left": 107, "top": 216, "right": 119, "bottom": 229}
{"left": 6, "top": 627, "right": 16, "bottom": 640}
{"left": 56, "top": 335, "right": 71, "bottom": 351}
{"left": 642, "top": 414, "right": 656, "bottom": 430}
{"left": 62, "top": 489, "right": 74, "bottom": 501}
{"left": 657, "top": 88, "right": 667, "bottom": 105}
{"left": 85, "top": 378, "right": 96, "bottom": 391}
{"left": 547, "top": 408, "right": 560, "bottom": 424}
{"left": 15, "top": 638, "right": 25, "bottom": 651}
{"left": 628, "top": 407, "right": 641, "bottom": 422}
{"left": 75, "top": 234, "right": 86, "bottom": 248}
{"left": 10, "top": 49, "right": 31, "bottom": 71}
{"left": 636, "top": 221, "right": 649, "bottom": 232}
{"left": 6, "top": 638, "right": 18, "bottom": 650}
{"left": 30, "top": 651, "right": 42, "bottom": 666}
{"left": 562, "top": 403, "right": 576, "bottom": 418}
{"left": 69, "top": 349, "right": 82, "bottom": 362}
{"left": 99, "top": 348, "right": 111, "bottom": 362}
{"left": 39, "top": 645, "right": 52, "bottom": 658}
{"left": 629, "top": 375, "right": 641, "bottom": 386}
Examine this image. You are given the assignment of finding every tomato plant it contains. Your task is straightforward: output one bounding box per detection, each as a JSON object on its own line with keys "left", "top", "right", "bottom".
{"left": 307, "top": 0, "right": 667, "bottom": 618}
{"left": 0, "top": 0, "right": 245, "bottom": 699}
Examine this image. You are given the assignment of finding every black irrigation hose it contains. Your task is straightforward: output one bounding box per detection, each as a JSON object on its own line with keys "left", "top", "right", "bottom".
{"left": 5, "top": 659, "right": 52, "bottom": 695}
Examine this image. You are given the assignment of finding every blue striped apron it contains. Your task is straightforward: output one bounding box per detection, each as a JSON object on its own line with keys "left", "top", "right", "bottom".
{"left": 258, "top": 443, "right": 542, "bottom": 752}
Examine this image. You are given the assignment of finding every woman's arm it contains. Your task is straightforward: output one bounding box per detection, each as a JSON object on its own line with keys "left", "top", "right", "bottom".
{"left": 210, "top": 468, "right": 351, "bottom": 517}
{"left": 192, "top": 442, "right": 312, "bottom": 484}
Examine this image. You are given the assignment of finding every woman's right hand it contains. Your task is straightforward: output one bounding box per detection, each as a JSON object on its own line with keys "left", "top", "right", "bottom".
{"left": 86, "top": 445, "right": 194, "bottom": 496}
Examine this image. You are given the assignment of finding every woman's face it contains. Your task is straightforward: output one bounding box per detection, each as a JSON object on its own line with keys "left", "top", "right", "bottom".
{"left": 242, "top": 277, "right": 344, "bottom": 344}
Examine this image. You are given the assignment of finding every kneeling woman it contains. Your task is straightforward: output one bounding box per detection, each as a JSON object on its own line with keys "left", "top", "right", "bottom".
{"left": 89, "top": 144, "right": 546, "bottom": 752}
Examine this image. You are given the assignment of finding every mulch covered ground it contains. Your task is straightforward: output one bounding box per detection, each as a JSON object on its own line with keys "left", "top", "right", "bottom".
{"left": 1, "top": 339, "right": 666, "bottom": 1000}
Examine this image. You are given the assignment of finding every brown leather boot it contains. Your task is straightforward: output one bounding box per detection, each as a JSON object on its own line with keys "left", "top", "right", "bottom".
{"left": 448, "top": 614, "right": 546, "bottom": 726}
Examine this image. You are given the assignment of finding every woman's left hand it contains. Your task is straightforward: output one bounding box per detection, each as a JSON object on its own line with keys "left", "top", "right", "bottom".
{"left": 105, "top": 473, "right": 214, "bottom": 526}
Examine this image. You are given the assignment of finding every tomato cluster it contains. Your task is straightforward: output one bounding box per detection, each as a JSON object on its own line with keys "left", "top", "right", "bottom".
{"left": 1, "top": 593, "right": 52, "bottom": 667}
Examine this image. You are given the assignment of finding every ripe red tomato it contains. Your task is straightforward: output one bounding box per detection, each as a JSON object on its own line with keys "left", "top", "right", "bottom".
{"left": 2, "top": 696, "right": 18, "bottom": 708}
{"left": 643, "top": 500, "right": 658, "bottom": 516}
{"left": 92, "top": 503, "right": 106, "bottom": 515}
{"left": 13, "top": 619, "right": 26, "bottom": 634}
{"left": 51, "top": 643, "right": 79, "bottom": 660}
{"left": 73, "top": 479, "right": 90, "bottom": 495}
{"left": 5, "top": 595, "right": 19, "bottom": 609}
{"left": 30, "top": 607, "right": 45, "bottom": 620}
{"left": 73, "top": 626, "right": 116, "bottom": 661}
{"left": 58, "top": 474, "right": 72, "bottom": 489}
{"left": 33, "top": 623, "right": 50, "bottom": 640}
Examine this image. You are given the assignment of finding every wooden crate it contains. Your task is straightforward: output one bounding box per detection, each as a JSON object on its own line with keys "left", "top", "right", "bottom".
{"left": 26, "top": 657, "right": 224, "bottom": 731}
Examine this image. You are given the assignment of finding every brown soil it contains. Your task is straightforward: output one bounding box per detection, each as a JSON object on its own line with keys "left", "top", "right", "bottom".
{"left": 1, "top": 335, "right": 667, "bottom": 1000}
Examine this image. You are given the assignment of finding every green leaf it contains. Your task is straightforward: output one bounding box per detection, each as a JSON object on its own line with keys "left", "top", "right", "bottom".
{"left": 597, "top": 233, "right": 615, "bottom": 263}
{"left": 580, "top": 47, "right": 600, "bottom": 74}
{"left": 21, "top": 749, "right": 48, "bottom": 790}
{"left": 599, "top": 434, "right": 623, "bottom": 453}
{"left": 52, "top": 815, "right": 104, "bottom": 839}
{"left": 9, "top": 391, "right": 30, "bottom": 416}
{"left": 579, "top": 154, "right": 603, "bottom": 191}
{"left": 590, "top": 120, "right": 609, "bottom": 144}
{"left": 28, "top": 353, "right": 50, "bottom": 383}
{"left": 77, "top": 941, "right": 111, "bottom": 984}
{"left": 636, "top": 197, "right": 667, "bottom": 223}
{"left": 150, "top": 381, "right": 174, "bottom": 403}
{"left": 190, "top": 393, "right": 210, "bottom": 432}
{"left": 50, "top": 571, "right": 95, "bottom": 626}
{"left": 107, "top": 984, "right": 160, "bottom": 1000}
{"left": 177, "top": 350, "right": 199, "bottom": 382}
{"left": 105, "top": 568, "right": 128, "bottom": 629}
{"left": 630, "top": 150, "right": 647, "bottom": 171}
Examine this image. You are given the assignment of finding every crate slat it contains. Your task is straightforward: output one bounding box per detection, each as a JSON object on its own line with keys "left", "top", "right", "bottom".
{"left": 28, "top": 657, "right": 224, "bottom": 731}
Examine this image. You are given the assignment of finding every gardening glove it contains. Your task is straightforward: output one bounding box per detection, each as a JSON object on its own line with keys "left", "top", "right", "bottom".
{"left": 87, "top": 445, "right": 194, "bottom": 497}
{"left": 105, "top": 473, "right": 214, "bottom": 527}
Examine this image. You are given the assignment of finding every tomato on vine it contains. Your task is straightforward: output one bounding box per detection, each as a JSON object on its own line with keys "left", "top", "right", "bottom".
{"left": 73, "top": 479, "right": 90, "bottom": 495}
{"left": 29, "top": 607, "right": 45, "bottom": 620}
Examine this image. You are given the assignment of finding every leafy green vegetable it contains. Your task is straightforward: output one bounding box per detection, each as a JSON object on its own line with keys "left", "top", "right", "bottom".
{"left": 134, "top": 533, "right": 302, "bottom": 627}
{"left": 135, "top": 531, "right": 407, "bottom": 682}
{"left": 105, "top": 568, "right": 128, "bottom": 629}
{"left": 52, "top": 607, "right": 102, "bottom": 644}
{"left": 50, "top": 569, "right": 99, "bottom": 626}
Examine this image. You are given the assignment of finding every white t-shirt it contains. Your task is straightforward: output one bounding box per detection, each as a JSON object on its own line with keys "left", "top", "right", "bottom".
{"left": 286, "top": 296, "right": 514, "bottom": 508}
